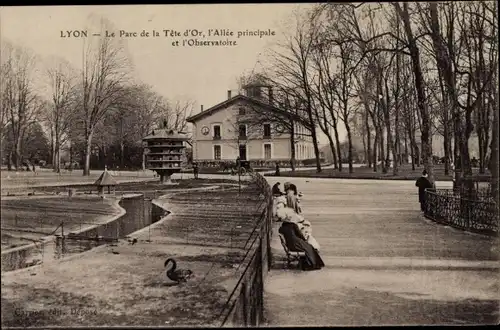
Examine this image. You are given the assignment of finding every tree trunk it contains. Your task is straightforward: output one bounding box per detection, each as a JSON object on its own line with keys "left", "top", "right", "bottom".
{"left": 327, "top": 134, "right": 337, "bottom": 170}
{"left": 365, "top": 110, "right": 372, "bottom": 168}
{"left": 54, "top": 135, "right": 61, "bottom": 173}
{"left": 83, "top": 130, "right": 94, "bottom": 176}
{"left": 311, "top": 126, "right": 322, "bottom": 173}
{"left": 488, "top": 84, "right": 499, "bottom": 207}
{"left": 404, "top": 129, "right": 409, "bottom": 164}
{"left": 409, "top": 126, "right": 417, "bottom": 171}
{"left": 396, "top": 2, "right": 435, "bottom": 184}
{"left": 289, "top": 121, "right": 296, "bottom": 172}
{"left": 392, "top": 126, "right": 400, "bottom": 175}
{"left": 393, "top": 92, "right": 401, "bottom": 173}
{"left": 7, "top": 150, "right": 13, "bottom": 171}
{"left": 382, "top": 90, "right": 396, "bottom": 175}
{"left": 120, "top": 141, "right": 125, "bottom": 169}
{"left": 380, "top": 126, "right": 386, "bottom": 173}
{"left": 443, "top": 124, "right": 451, "bottom": 175}
{"left": 333, "top": 125, "right": 342, "bottom": 172}
{"left": 51, "top": 142, "right": 57, "bottom": 170}
{"left": 478, "top": 126, "right": 485, "bottom": 174}
{"left": 14, "top": 136, "right": 22, "bottom": 170}
{"left": 346, "top": 125, "right": 354, "bottom": 173}
{"left": 373, "top": 130, "right": 378, "bottom": 172}
{"left": 50, "top": 129, "right": 55, "bottom": 170}
{"left": 361, "top": 126, "right": 367, "bottom": 166}
{"left": 69, "top": 140, "right": 73, "bottom": 171}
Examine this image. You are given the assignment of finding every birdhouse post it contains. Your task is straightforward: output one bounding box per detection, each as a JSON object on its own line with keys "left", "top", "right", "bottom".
{"left": 94, "top": 169, "right": 118, "bottom": 197}
{"left": 142, "top": 127, "right": 189, "bottom": 185}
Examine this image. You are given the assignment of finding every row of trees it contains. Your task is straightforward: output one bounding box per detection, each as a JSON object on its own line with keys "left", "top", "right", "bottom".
{"left": 241, "top": 2, "right": 497, "bottom": 190}
{"left": 1, "top": 17, "right": 193, "bottom": 175}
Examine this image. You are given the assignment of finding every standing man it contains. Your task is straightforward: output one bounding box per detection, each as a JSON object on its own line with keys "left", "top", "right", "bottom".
{"left": 193, "top": 162, "right": 199, "bottom": 179}
{"left": 415, "top": 170, "right": 434, "bottom": 212}
{"left": 275, "top": 162, "right": 280, "bottom": 176}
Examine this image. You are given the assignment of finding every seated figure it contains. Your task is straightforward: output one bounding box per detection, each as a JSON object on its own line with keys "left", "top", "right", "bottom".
{"left": 275, "top": 198, "right": 320, "bottom": 251}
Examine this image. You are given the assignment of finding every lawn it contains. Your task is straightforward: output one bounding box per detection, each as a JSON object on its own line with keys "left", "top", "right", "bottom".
{"left": 1, "top": 179, "right": 241, "bottom": 250}
{"left": 270, "top": 164, "right": 491, "bottom": 181}
{"left": 0, "top": 168, "right": 156, "bottom": 191}
{"left": 30, "top": 178, "right": 240, "bottom": 195}
{"left": 1, "top": 196, "right": 119, "bottom": 249}
{"left": 1, "top": 183, "right": 266, "bottom": 327}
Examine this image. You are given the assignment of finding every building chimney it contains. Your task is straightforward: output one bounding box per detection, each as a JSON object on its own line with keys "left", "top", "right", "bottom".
{"left": 227, "top": 90, "right": 232, "bottom": 100}
{"left": 201, "top": 104, "right": 204, "bottom": 112}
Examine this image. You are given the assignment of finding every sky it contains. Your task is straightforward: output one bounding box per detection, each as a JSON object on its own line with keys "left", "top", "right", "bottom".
{"left": 1, "top": 4, "right": 344, "bottom": 144}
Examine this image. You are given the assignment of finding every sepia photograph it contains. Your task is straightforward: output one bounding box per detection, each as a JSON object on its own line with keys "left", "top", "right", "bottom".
{"left": 0, "top": 2, "right": 498, "bottom": 327}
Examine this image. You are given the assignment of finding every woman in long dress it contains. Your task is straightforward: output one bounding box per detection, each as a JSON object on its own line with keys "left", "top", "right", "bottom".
{"left": 275, "top": 196, "right": 320, "bottom": 250}
{"left": 278, "top": 219, "right": 325, "bottom": 271}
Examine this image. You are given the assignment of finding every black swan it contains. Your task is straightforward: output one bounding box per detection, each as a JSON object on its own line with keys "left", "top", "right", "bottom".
{"left": 164, "top": 258, "right": 193, "bottom": 283}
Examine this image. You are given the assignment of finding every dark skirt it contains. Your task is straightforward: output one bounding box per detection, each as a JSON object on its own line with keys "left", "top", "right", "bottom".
{"left": 279, "top": 222, "right": 325, "bottom": 270}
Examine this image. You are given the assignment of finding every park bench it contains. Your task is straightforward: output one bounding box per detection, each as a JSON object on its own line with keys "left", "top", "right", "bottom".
{"left": 278, "top": 233, "right": 306, "bottom": 268}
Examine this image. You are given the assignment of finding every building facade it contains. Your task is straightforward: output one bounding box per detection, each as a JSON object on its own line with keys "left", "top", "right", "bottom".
{"left": 186, "top": 88, "right": 315, "bottom": 164}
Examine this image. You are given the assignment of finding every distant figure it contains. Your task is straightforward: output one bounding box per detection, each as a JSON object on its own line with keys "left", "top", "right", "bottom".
{"left": 471, "top": 157, "right": 478, "bottom": 168}
{"left": 272, "top": 182, "right": 284, "bottom": 196}
{"left": 415, "top": 170, "right": 434, "bottom": 212}
{"left": 275, "top": 162, "right": 280, "bottom": 176}
{"left": 193, "top": 162, "right": 199, "bottom": 179}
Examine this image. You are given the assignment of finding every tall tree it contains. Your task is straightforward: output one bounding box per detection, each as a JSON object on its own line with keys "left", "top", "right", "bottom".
{"left": 1, "top": 41, "right": 43, "bottom": 170}
{"left": 44, "top": 57, "right": 77, "bottom": 172}
{"left": 268, "top": 10, "right": 323, "bottom": 173}
{"left": 79, "top": 17, "right": 131, "bottom": 176}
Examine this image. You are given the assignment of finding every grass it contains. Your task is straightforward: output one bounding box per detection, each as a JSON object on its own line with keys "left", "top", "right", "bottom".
{"left": 1, "top": 183, "right": 266, "bottom": 327}
{"left": 0, "top": 170, "right": 156, "bottom": 192}
{"left": 0, "top": 179, "right": 240, "bottom": 250}
{"left": 269, "top": 164, "right": 491, "bottom": 181}
{"left": 29, "top": 178, "right": 240, "bottom": 195}
{"left": 1, "top": 196, "right": 118, "bottom": 249}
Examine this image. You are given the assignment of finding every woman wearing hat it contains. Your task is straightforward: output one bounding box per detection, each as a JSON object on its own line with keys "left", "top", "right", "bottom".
{"left": 284, "top": 182, "right": 302, "bottom": 214}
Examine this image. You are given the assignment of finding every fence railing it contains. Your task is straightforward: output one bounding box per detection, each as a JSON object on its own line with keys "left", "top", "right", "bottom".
{"left": 424, "top": 188, "right": 499, "bottom": 235}
{"left": 217, "top": 172, "right": 273, "bottom": 327}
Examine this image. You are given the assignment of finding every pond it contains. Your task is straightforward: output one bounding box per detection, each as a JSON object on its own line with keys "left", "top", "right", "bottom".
{"left": 1, "top": 195, "right": 167, "bottom": 272}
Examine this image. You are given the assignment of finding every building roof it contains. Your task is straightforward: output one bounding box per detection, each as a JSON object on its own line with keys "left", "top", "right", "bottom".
{"left": 186, "top": 94, "right": 292, "bottom": 123}
{"left": 143, "top": 129, "right": 189, "bottom": 141}
{"left": 94, "top": 170, "right": 118, "bottom": 186}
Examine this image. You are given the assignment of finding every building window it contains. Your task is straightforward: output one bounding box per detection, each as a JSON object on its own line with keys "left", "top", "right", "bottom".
{"left": 213, "top": 125, "right": 221, "bottom": 139}
{"left": 239, "top": 124, "right": 247, "bottom": 139}
{"left": 263, "top": 124, "right": 271, "bottom": 138}
{"left": 264, "top": 144, "right": 272, "bottom": 160}
{"left": 214, "top": 145, "right": 221, "bottom": 160}
{"left": 238, "top": 107, "right": 246, "bottom": 115}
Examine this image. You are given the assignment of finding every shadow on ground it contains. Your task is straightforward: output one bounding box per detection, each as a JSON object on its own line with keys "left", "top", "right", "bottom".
{"left": 264, "top": 287, "right": 499, "bottom": 326}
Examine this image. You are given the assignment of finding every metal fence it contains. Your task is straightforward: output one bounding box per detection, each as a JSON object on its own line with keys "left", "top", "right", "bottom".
{"left": 424, "top": 188, "right": 499, "bottom": 235}
{"left": 217, "top": 172, "right": 273, "bottom": 327}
